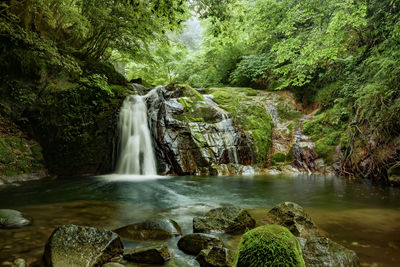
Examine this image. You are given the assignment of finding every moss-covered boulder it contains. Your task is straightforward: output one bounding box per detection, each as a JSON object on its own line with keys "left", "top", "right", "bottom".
{"left": 114, "top": 218, "right": 182, "bottom": 241}
{"left": 193, "top": 206, "right": 256, "bottom": 234}
{"left": 44, "top": 224, "right": 124, "bottom": 267}
{"left": 266, "top": 202, "right": 320, "bottom": 238}
{"left": 235, "top": 225, "right": 305, "bottom": 267}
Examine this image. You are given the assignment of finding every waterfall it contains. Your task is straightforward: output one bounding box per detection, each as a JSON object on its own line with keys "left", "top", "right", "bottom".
{"left": 115, "top": 95, "right": 157, "bottom": 175}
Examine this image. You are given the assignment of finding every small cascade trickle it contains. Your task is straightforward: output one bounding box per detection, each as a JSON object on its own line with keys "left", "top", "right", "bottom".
{"left": 291, "top": 117, "right": 318, "bottom": 173}
{"left": 220, "top": 113, "right": 239, "bottom": 164}
{"left": 115, "top": 94, "right": 157, "bottom": 175}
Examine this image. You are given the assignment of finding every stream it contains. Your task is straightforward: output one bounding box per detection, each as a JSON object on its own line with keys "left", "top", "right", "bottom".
{"left": 0, "top": 174, "right": 399, "bottom": 266}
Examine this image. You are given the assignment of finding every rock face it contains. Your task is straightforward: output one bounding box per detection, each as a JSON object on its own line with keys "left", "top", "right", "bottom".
{"left": 388, "top": 162, "right": 400, "bottom": 185}
{"left": 266, "top": 202, "right": 319, "bottom": 238}
{"left": 124, "top": 244, "right": 170, "bottom": 264}
{"left": 177, "top": 233, "right": 224, "bottom": 255}
{"left": 235, "top": 225, "right": 305, "bottom": 267}
{"left": 145, "top": 84, "right": 254, "bottom": 175}
{"left": 299, "top": 237, "right": 361, "bottom": 267}
{"left": 193, "top": 206, "right": 256, "bottom": 234}
{"left": 291, "top": 119, "right": 318, "bottom": 173}
{"left": 0, "top": 209, "right": 30, "bottom": 229}
{"left": 196, "top": 247, "right": 234, "bottom": 267}
{"left": 44, "top": 224, "right": 123, "bottom": 267}
{"left": 114, "top": 218, "right": 182, "bottom": 240}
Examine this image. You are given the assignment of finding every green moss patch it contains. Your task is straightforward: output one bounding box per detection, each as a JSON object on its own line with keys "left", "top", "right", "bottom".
{"left": 208, "top": 87, "right": 272, "bottom": 164}
{"left": 302, "top": 106, "right": 350, "bottom": 165}
{"left": 0, "top": 136, "right": 45, "bottom": 176}
{"left": 277, "top": 103, "right": 302, "bottom": 121}
{"left": 235, "top": 225, "right": 305, "bottom": 267}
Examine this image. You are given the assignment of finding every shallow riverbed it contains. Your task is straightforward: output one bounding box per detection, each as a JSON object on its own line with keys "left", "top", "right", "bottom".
{"left": 0, "top": 174, "right": 399, "bottom": 266}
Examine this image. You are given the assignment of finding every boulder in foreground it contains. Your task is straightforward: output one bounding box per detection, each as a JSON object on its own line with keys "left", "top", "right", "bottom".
{"left": 44, "top": 224, "right": 123, "bottom": 267}
{"left": 266, "top": 202, "right": 319, "bottom": 238}
{"left": 299, "top": 237, "right": 361, "bottom": 267}
{"left": 235, "top": 225, "right": 305, "bottom": 267}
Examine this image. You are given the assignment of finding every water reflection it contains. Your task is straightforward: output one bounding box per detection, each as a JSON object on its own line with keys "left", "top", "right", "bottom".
{"left": 0, "top": 174, "right": 399, "bottom": 266}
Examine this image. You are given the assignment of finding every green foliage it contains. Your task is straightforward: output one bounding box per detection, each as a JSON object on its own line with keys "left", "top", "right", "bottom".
{"left": 235, "top": 225, "right": 305, "bottom": 267}
{"left": 79, "top": 74, "right": 114, "bottom": 97}
{"left": 303, "top": 106, "right": 350, "bottom": 164}
{"left": 209, "top": 87, "right": 272, "bottom": 164}
{"left": 84, "top": 61, "right": 127, "bottom": 85}
{"left": 0, "top": 136, "right": 45, "bottom": 176}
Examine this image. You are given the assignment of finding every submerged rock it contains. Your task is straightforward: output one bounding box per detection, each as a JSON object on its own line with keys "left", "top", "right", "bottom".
{"left": 178, "top": 233, "right": 224, "bottom": 255}
{"left": 299, "top": 237, "right": 360, "bottom": 267}
{"left": 124, "top": 244, "right": 170, "bottom": 264}
{"left": 196, "top": 247, "right": 234, "bottom": 267}
{"left": 0, "top": 209, "right": 30, "bottom": 229}
{"left": 266, "top": 202, "right": 319, "bottom": 238}
{"left": 44, "top": 224, "right": 123, "bottom": 267}
{"left": 235, "top": 225, "right": 305, "bottom": 267}
{"left": 193, "top": 206, "right": 256, "bottom": 234}
{"left": 114, "top": 218, "right": 182, "bottom": 240}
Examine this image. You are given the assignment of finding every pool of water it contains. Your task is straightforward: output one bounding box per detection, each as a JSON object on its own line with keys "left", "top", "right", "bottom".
{"left": 0, "top": 174, "right": 399, "bottom": 266}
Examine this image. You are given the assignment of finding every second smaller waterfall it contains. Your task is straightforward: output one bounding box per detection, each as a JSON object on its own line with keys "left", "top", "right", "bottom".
{"left": 115, "top": 95, "right": 157, "bottom": 175}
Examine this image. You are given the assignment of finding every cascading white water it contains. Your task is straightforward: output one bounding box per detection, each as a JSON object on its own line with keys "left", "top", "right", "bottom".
{"left": 115, "top": 95, "right": 157, "bottom": 175}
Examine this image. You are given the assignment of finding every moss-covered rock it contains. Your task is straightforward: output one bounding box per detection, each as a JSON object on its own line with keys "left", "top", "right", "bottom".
{"left": 84, "top": 60, "right": 127, "bottom": 86}
{"left": 235, "top": 225, "right": 305, "bottom": 267}
{"left": 148, "top": 85, "right": 254, "bottom": 175}
{"left": 29, "top": 80, "right": 131, "bottom": 176}
{"left": 302, "top": 106, "right": 350, "bottom": 166}
{"left": 207, "top": 87, "right": 273, "bottom": 165}
{"left": 0, "top": 115, "right": 46, "bottom": 179}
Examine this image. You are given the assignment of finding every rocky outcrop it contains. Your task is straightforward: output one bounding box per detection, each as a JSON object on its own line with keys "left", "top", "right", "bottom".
{"left": 145, "top": 84, "right": 254, "bottom": 175}
{"left": 298, "top": 237, "right": 361, "bottom": 267}
{"left": 193, "top": 206, "right": 255, "bottom": 234}
{"left": 114, "top": 218, "right": 182, "bottom": 240}
{"left": 0, "top": 209, "right": 30, "bottom": 229}
{"left": 178, "top": 233, "right": 224, "bottom": 255}
{"left": 265, "top": 202, "right": 319, "bottom": 238}
{"left": 124, "top": 244, "right": 171, "bottom": 264}
{"left": 196, "top": 247, "right": 234, "bottom": 267}
{"left": 235, "top": 225, "right": 305, "bottom": 267}
{"left": 44, "top": 224, "right": 123, "bottom": 267}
